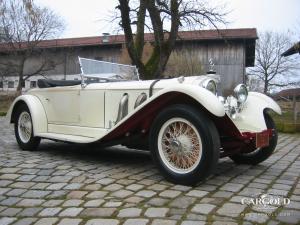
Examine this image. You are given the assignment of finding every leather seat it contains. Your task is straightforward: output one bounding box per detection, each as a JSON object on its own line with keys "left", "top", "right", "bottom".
{"left": 37, "top": 79, "right": 81, "bottom": 88}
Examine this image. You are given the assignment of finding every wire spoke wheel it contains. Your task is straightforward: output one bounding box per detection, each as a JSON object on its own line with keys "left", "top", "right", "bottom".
{"left": 18, "top": 111, "right": 32, "bottom": 143}
{"left": 158, "top": 118, "right": 202, "bottom": 174}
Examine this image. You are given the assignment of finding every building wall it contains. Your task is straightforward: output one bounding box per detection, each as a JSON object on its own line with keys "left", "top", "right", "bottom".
{"left": 0, "top": 41, "right": 247, "bottom": 94}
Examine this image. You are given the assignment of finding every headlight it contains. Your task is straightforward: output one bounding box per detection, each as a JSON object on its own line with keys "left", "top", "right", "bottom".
{"left": 234, "top": 84, "right": 248, "bottom": 103}
{"left": 202, "top": 79, "right": 217, "bottom": 95}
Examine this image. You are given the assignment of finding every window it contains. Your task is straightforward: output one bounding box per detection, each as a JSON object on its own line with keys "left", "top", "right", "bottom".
{"left": 0, "top": 81, "right": 3, "bottom": 88}
{"left": 8, "top": 81, "right": 14, "bottom": 88}
{"left": 30, "top": 81, "right": 36, "bottom": 88}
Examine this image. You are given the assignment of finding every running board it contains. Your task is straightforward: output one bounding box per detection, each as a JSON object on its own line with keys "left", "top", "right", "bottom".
{"left": 37, "top": 133, "right": 96, "bottom": 143}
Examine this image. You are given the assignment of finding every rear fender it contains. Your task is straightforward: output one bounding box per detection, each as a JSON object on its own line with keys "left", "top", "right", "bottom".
{"left": 7, "top": 95, "right": 47, "bottom": 135}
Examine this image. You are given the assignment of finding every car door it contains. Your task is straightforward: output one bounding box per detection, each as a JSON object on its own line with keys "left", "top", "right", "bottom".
{"left": 79, "top": 83, "right": 110, "bottom": 128}
{"left": 40, "top": 86, "right": 80, "bottom": 125}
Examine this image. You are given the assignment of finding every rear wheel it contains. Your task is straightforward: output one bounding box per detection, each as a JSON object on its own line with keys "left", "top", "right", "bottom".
{"left": 149, "top": 104, "right": 220, "bottom": 185}
{"left": 229, "top": 113, "right": 277, "bottom": 165}
{"left": 14, "top": 104, "right": 41, "bottom": 151}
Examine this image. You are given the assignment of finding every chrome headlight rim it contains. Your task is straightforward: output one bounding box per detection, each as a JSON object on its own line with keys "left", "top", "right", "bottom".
{"left": 202, "top": 79, "right": 217, "bottom": 95}
{"left": 234, "top": 84, "right": 248, "bottom": 103}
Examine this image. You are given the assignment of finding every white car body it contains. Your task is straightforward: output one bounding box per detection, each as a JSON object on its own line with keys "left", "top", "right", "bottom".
{"left": 7, "top": 75, "right": 280, "bottom": 143}
{"left": 6, "top": 58, "right": 282, "bottom": 185}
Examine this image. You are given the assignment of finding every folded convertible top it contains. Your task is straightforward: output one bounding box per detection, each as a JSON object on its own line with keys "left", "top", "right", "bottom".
{"left": 37, "top": 79, "right": 81, "bottom": 88}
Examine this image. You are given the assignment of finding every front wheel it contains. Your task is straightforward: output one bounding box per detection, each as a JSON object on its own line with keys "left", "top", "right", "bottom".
{"left": 14, "top": 104, "right": 41, "bottom": 151}
{"left": 149, "top": 104, "right": 220, "bottom": 186}
{"left": 229, "top": 113, "right": 277, "bottom": 165}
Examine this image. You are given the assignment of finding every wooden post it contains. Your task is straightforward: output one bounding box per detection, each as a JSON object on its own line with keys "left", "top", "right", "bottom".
{"left": 293, "top": 91, "right": 297, "bottom": 124}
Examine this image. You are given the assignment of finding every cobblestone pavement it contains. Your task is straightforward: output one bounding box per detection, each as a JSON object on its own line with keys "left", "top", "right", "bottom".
{"left": 0, "top": 117, "right": 299, "bottom": 225}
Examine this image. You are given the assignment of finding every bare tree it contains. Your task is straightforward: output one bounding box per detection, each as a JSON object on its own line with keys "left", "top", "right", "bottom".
{"left": 248, "top": 31, "right": 299, "bottom": 94}
{"left": 115, "top": 0, "right": 227, "bottom": 80}
{"left": 0, "top": 0, "right": 64, "bottom": 91}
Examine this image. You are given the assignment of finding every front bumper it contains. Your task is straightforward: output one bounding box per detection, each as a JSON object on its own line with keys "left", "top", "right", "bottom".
{"left": 220, "top": 129, "right": 275, "bottom": 158}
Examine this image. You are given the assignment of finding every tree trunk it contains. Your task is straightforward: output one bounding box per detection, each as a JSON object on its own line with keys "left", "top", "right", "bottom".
{"left": 16, "top": 57, "right": 26, "bottom": 93}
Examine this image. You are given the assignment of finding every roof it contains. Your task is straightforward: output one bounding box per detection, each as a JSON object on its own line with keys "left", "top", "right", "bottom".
{"left": 275, "top": 88, "right": 300, "bottom": 99}
{"left": 0, "top": 28, "right": 257, "bottom": 66}
{"left": 0, "top": 28, "right": 257, "bottom": 50}
{"left": 282, "top": 41, "right": 300, "bottom": 57}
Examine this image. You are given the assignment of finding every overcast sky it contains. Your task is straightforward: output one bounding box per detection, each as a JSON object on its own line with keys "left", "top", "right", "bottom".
{"left": 35, "top": 0, "right": 300, "bottom": 39}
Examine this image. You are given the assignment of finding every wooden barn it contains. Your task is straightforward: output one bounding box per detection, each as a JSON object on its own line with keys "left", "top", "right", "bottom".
{"left": 0, "top": 28, "right": 257, "bottom": 93}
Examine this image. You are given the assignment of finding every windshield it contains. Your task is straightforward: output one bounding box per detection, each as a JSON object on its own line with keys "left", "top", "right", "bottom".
{"left": 78, "top": 57, "right": 139, "bottom": 81}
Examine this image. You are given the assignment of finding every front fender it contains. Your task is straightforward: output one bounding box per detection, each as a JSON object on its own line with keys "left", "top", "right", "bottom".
{"left": 6, "top": 94, "right": 47, "bottom": 135}
{"left": 153, "top": 84, "right": 225, "bottom": 117}
{"left": 232, "top": 92, "right": 281, "bottom": 132}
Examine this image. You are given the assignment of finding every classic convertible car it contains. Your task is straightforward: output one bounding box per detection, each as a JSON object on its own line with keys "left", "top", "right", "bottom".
{"left": 7, "top": 58, "right": 281, "bottom": 185}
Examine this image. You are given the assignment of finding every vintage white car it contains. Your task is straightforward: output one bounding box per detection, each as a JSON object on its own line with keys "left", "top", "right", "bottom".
{"left": 7, "top": 58, "right": 281, "bottom": 185}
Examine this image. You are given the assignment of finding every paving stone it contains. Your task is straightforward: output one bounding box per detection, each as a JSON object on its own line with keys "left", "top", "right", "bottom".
{"left": 276, "top": 209, "right": 300, "bottom": 224}
{"left": 111, "top": 189, "right": 133, "bottom": 198}
{"left": 81, "top": 208, "right": 116, "bottom": 217}
{"left": 144, "top": 207, "right": 169, "bottom": 217}
{"left": 22, "top": 190, "right": 50, "bottom": 198}
{"left": 126, "top": 184, "right": 144, "bottom": 191}
{"left": 220, "top": 183, "right": 244, "bottom": 192}
{"left": 151, "top": 219, "right": 177, "bottom": 225}
{"left": 83, "top": 184, "right": 102, "bottom": 190}
{"left": 0, "top": 217, "right": 17, "bottom": 225}
{"left": 63, "top": 183, "right": 83, "bottom": 190}
{"left": 118, "top": 207, "right": 142, "bottom": 217}
{"left": 57, "top": 218, "right": 82, "bottom": 225}
{"left": 159, "top": 190, "right": 181, "bottom": 198}
{"left": 96, "top": 178, "right": 115, "bottom": 185}
{"left": 212, "top": 191, "right": 234, "bottom": 198}
{"left": 136, "top": 190, "right": 156, "bottom": 198}
{"left": 103, "top": 183, "right": 123, "bottom": 191}
{"left": 191, "top": 203, "right": 216, "bottom": 214}
{"left": 62, "top": 199, "right": 83, "bottom": 207}
{"left": 66, "top": 191, "right": 88, "bottom": 199}
{"left": 217, "top": 203, "right": 247, "bottom": 217}
{"left": 42, "top": 200, "right": 64, "bottom": 207}
{"left": 186, "top": 190, "right": 208, "bottom": 198}
{"left": 123, "top": 219, "right": 149, "bottom": 225}
{"left": 104, "top": 202, "right": 122, "bottom": 208}
{"left": 0, "top": 208, "right": 22, "bottom": 216}
{"left": 147, "top": 197, "right": 169, "bottom": 206}
{"left": 59, "top": 207, "right": 83, "bottom": 217}
{"left": 125, "top": 196, "right": 144, "bottom": 204}
{"left": 18, "top": 207, "right": 42, "bottom": 216}
{"left": 38, "top": 207, "right": 62, "bottom": 216}
{"left": 46, "top": 183, "right": 67, "bottom": 190}
{"left": 84, "top": 199, "right": 105, "bottom": 207}
{"left": 17, "top": 199, "right": 44, "bottom": 207}
{"left": 1, "top": 197, "right": 22, "bottom": 206}
{"left": 13, "top": 218, "right": 38, "bottom": 225}
{"left": 86, "top": 219, "right": 119, "bottom": 225}
{"left": 244, "top": 212, "right": 269, "bottom": 223}
{"left": 181, "top": 221, "right": 206, "bottom": 225}
{"left": 169, "top": 196, "right": 196, "bottom": 209}
{"left": 148, "top": 184, "right": 168, "bottom": 191}
{"left": 85, "top": 191, "right": 108, "bottom": 198}
{"left": 172, "top": 185, "right": 192, "bottom": 191}
{"left": 34, "top": 218, "right": 58, "bottom": 225}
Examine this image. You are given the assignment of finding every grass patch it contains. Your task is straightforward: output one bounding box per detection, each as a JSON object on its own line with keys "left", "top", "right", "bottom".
{"left": 0, "top": 93, "right": 17, "bottom": 116}
{"left": 270, "top": 111, "right": 300, "bottom": 133}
